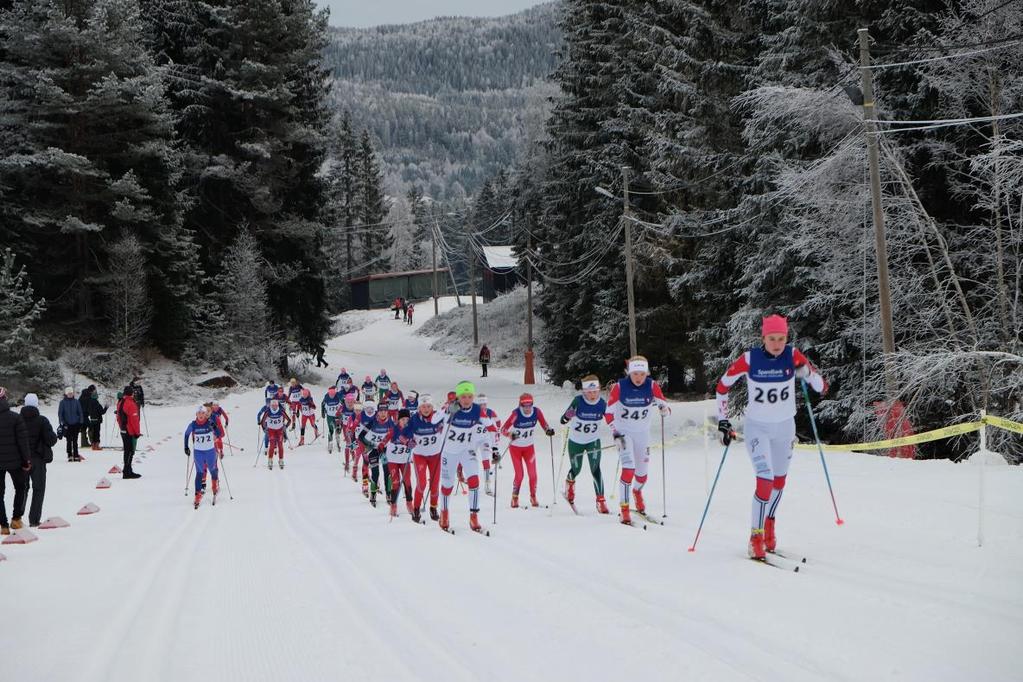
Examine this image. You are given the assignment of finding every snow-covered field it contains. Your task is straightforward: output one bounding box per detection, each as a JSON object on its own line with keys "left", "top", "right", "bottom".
{"left": 3, "top": 299, "right": 1020, "bottom": 682}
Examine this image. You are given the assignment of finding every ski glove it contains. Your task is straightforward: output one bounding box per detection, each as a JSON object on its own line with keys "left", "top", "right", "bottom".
{"left": 717, "top": 419, "right": 734, "bottom": 446}
{"left": 56, "top": 425, "right": 65, "bottom": 439}
{"left": 491, "top": 446, "right": 501, "bottom": 463}
{"left": 659, "top": 404, "right": 671, "bottom": 417}
{"left": 559, "top": 415, "right": 570, "bottom": 425}
{"left": 184, "top": 446, "right": 190, "bottom": 456}
{"left": 612, "top": 431, "right": 625, "bottom": 446}
{"left": 545, "top": 428, "right": 556, "bottom": 437}
{"left": 795, "top": 364, "right": 811, "bottom": 379}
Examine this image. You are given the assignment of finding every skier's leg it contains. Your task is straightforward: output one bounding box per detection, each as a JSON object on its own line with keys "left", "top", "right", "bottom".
{"left": 766, "top": 419, "right": 796, "bottom": 519}
{"left": 586, "top": 442, "right": 604, "bottom": 496}
{"left": 195, "top": 451, "right": 208, "bottom": 493}
{"left": 744, "top": 420, "right": 776, "bottom": 531}
{"left": 524, "top": 445, "right": 538, "bottom": 498}
{"left": 413, "top": 455, "right": 427, "bottom": 509}
{"left": 567, "top": 442, "right": 584, "bottom": 483}
{"left": 618, "top": 434, "right": 637, "bottom": 508}
{"left": 440, "top": 451, "right": 455, "bottom": 512}
{"left": 509, "top": 445, "right": 525, "bottom": 495}
{"left": 631, "top": 431, "right": 652, "bottom": 494}
{"left": 429, "top": 455, "right": 441, "bottom": 508}
{"left": 464, "top": 450, "right": 481, "bottom": 514}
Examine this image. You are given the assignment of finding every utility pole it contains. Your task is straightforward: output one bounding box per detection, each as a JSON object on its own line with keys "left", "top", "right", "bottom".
{"left": 622, "top": 166, "right": 638, "bottom": 358}
{"left": 524, "top": 226, "right": 535, "bottom": 385}
{"left": 469, "top": 232, "right": 479, "bottom": 346}
{"left": 431, "top": 221, "right": 438, "bottom": 316}
{"left": 858, "top": 28, "right": 897, "bottom": 396}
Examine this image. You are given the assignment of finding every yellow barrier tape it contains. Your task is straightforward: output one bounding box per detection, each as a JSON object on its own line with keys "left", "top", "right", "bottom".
{"left": 983, "top": 414, "right": 1023, "bottom": 436}
{"left": 794, "top": 421, "right": 984, "bottom": 452}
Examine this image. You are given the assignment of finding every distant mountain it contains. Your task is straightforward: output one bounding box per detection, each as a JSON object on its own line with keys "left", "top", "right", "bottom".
{"left": 323, "top": 3, "right": 561, "bottom": 199}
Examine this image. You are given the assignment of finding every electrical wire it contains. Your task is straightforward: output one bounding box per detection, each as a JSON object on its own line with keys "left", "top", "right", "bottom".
{"left": 864, "top": 39, "right": 1022, "bottom": 69}
{"left": 868, "top": 111, "right": 1023, "bottom": 134}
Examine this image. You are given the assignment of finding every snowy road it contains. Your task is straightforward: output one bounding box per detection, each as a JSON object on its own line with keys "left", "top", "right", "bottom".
{"left": 3, "top": 302, "right": 1021, "bottom": 681}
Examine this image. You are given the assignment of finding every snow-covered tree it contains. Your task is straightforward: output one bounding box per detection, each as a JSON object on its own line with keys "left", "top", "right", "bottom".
{"left": 0, "top": 248, "right": 46, "bottom": 362}
{"left": 105, "top": 234, "right": 152, "bottom": 352}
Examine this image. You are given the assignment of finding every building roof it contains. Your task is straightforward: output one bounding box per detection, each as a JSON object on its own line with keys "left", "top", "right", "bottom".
{"left": 482, "top": 246, "right": 518, "bottom": 271}
{"left": 347, "top": 268, "right": 449, "bottom": 285}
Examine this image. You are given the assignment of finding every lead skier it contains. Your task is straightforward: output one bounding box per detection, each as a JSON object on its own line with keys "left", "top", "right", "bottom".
{"left": 439, "top": 381, "right": 492, "bottom": 532}
{"left": 185, "top": 405, "right": 223, "bottom": 507}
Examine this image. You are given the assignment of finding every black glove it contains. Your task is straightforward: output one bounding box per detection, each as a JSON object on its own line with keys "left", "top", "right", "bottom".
{"left": 57, "top": 425, "right": 65, "bottom": 439}
{"left": 559, "top": 415, "right": 569, "bottom": 425}
{"left": 545, "top": 428, "right": 555, "bottom": 437}
{"left": 185, "top": 446, "right": 190, "bottom": 456}
{"left": 491, "top": 446, "right": 501, "bottom": 463}
{"left": 717, "top": 419, "right": 734, "bottom": 446}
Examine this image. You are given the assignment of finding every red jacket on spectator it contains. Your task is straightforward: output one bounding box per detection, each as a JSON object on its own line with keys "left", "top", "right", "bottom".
{"left": 117, "top": 395, "right": 142, "bottom": 437}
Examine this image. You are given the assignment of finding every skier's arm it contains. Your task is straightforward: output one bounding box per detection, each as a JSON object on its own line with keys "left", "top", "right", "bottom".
{"left": 604, "top": 383, "right": 622, "bottom": 431}
{"left": 222, "top": 409, "right": 230, "bottom": 426}
{"left": 536, "top": 408, "right": 554, "bottom": 435}
{"left": 500, "top": 411, "right": 516, "bottom": 438}
{"left": 793, "top": 349, "right": 827, "bottom": 394}
{"left": 560, "top": 396, "right": 579, "bottom": 424}
{"left": 214, "top": 422, "right": 224, "bottom": 439}
{"left": 652, "top": 382, "right": 671, "bottom": 416}
{"left": 715, "top": 353, "right": 749, "bottom": 420}
{"left": 183, "top": 422, "right": 194, "bottom": 451}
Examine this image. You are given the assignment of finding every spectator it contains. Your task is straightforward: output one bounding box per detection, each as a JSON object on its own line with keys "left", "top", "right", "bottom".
{"left": 58, "top": 386, "right": 84, "bottom": 462}
{"left": 116, "top": 386, "right": 142, "bottom": 479}
{"left": 401, "top": 297, "right": 408, "bottom": 322}
{"left": 479, "top": 344, "right": 492, "bottom": 378}
{"left": 406, "top": 303, "right": 414, "bottom": 326}
{"left": 83, "top": 384, "right": 108, "bottom": 451}
{"left": 21, "top": 393, "right": 56, "bottom": 528}
{"left": 393, "top": 297, "right": 401, "bottom": 320}
{"left": 0, "top": 387, "right": 31, "bottom": 535}
{"left": 315, "top": 345, "right": 328, "bottom": 368}
{"left": 129, "top": 377, "right": 145, "bottom": 410}
{"left": 78, "top": 386, "right": 93, "bottom": 449}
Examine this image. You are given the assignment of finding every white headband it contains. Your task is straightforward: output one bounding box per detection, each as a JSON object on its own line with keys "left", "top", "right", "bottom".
{"left": 581, "top": 380, "right": 600, "bottom": 390}
{"left": 628, "top": 360, "right": 649, "bottom": 374}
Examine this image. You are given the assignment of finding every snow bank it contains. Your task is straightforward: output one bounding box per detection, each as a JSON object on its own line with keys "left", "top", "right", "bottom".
{"left": 416, "top": 285, "right": 542, "bottom": 367}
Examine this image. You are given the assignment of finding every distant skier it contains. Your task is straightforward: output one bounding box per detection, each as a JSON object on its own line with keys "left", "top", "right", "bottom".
{"left": 410, "top": 395, "right": 445, "bottom": 523}
{"left": 403, "top": 390, "right": 419, "bottom": 411}
{"left": 406, "top": 303, "right": 414, "bottom": 325}
{"left": 439, "top": 381, "right": 492, "bottom": 532}
{"left": 500, "top": 393, "right": 554, "bottom": 508}
{"left": 386, "top": 409, "right": 416, "bottom": 518}
{"left": 297, "top": 388, "right": 319, "bottom": 446}
{"left": 384, "top": 383, "right": 404, "bottom": 411}
{"left": 209, "top": 400, "right": 229, "bottom": 459}
{"left": 374, "top": 369, "right": 392, "bottom": 402}
{"left": 361, "top": 376, "right": 375, "bottom": 402}
{"left": 560, "top": 375, "right": 609, "bottom": 513}
{"left": 335, "top": 368, "right": 353, "bottom": 394}
{"left": 260, "top": 398, "right": 291, "bottom": 470}
{"left": 715, "top": 314, "right": 827, "bottom": 561}
{"left": 185, "top": 405, "right": 223, "bottom": 508}
{"left": 605, "top": 356, "right": 671, "bottom": 525}
{"left": 264, "top": 380, "right": 280, "bottom": 405}
{"left": 356, "top": 402, "right": 393, "bottom": 506}
{"left": 475, "top": 394, "right": 501, "bottom": 495}
{"left": 286, "top": 379, "right": 303, "bottom": 430}
{"left": 340, "top": 392, "right": 360, "bottom": 474}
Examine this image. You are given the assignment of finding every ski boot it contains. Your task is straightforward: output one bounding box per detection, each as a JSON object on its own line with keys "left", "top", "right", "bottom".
{"left": 565, "top": 479, "right": 575, "bottom": 504}
{"left": 406, "top": 500, "right": 414, "bottom": 515}
{"left": 595, "top": 495, "right": 609, "bottom": 514}
{"left": 328, "top": 439, "right": 333, "bottom": 454}
{"left": 370, "top": 490, "right": 377, "bottom": 507}
{"left": 620, "top": 503, "right": 632, "bottom": 525}
{"left": 212, "top": 479, "right": 219, "bottom": 496}
{"left": 412, "top": 507, "right": 422, "bottom": 524}
{"left": 633, "top": 488, "right": 646, "bottom": 514}
{"left": 268, "top": 457, "right": 273, "bottom": 470}
{"left": 764, "top": 517, "right": 777, "bottom": 553}
{"left": 530, "top": 494, "right": 540, "bottom": 508}
{"left": 362, "top": 479, "right": 369, "bottom": 498}
{"left": 194, "top": 492, "right": 203, "bottom": 509}
{"left": 279, "top": 459, "right": 285, "bottom": 470}
{"left": 749, "top": 529, "right": 767, "bottom": 561}
{"left": 298, "top": 435, "right": 305, "bottom": 446}
{"left": 430, "top": 506, "right": 439, "bottom": 522}
{"left": 389, "top": 502, "right": 398, "bottom": 518}
{"left": 510, "top": 493, "right": 520, "bottom": 508}
{"left": 469, "top": 512, "right": 482, "bottom": 533}
{"left": 439, "top": 509, "right": 449, "bottom": 531}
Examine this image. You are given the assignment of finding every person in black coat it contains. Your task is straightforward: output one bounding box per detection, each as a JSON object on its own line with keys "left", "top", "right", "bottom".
{"left": 0, "top": 387, "right": 31, "bottom": 534}
{"left": 129, "top": 377, "right": 145, "bottom": 410}
{"left": 78, "top": 386, "right": 94, "bottom": 448}
{"left": 20, "top": 393, "right": 57, "bottom": 528}
{"left": 83, "top": 385, "right": 108, "bottom": 451}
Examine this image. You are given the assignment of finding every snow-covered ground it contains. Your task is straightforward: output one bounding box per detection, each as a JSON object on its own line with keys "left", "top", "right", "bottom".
{"left": 2, "top": 299, "right": 1020, "bottom": 682}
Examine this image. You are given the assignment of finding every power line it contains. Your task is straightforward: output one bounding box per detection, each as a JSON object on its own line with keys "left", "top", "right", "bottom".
{"left": 868, "top": 111, "right": 1023, "bottom": 134}
{"left": 864, "top": 39, "right": 1022, "bottom": 69}
{"left": 872, "top": 31, "right": 1023, "bottom": 55}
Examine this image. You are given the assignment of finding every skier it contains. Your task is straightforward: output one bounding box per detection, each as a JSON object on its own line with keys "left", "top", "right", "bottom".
{"left": 356, "top": 402, "right": 393, "bottom": 506}
{"left": 605, "top": 356, "right": 671, "bottom": 525}
{"left": 715, "top": 314, "right": 827, "bottom": 560}
{"left": 479, "top": 344, "right": 491, "bottom": 378}
{"left": 560, "top": 375, "right": 609, "bottom": 513}
{"left": 360, "top": 375, "right": 375, "bottom": 402}
{"left": 210, "top": 400, "right": 229, "bottom": 459}
{"left": 335, "top": 367, "right": 354, "bottom": 393}
{"left": 315, "top": 345, "right": 328, "bottom": 368}
{"left": 185, "top": 405, "right": 223, "bottom": 508}
{"left": 264, "top": 379, "right": 280, "bottom": 404}
{"left": 410, "top": 395, "right": 445, "bottom": 523}
{"left": 500, "top": 393, "right": 554, "bottom": 508}
{"left": 404, "top": 390, "right": 419, "bottom": 411}
{"left": 476, "top": 394, "right": 501, "bottom": 495}
{"left": 406, "top": 303, "right": 414, "bottom": 325}
{"left": 260, "top": 398, "right": 291, "bottom": 469}
{"left": 340, "top": 392, "right": 360, "bottom": 474}
{"left": 286, "top": 379, "right": 303, "bottom": 430}
{"left": 374, "top": 369, "right": 391, "bottom": 402}
{"left": 439, "top": 381, "right": 492, "bottom": 532}
{"left": 297, "top": 388, "right": 319, "bottom": 446}
{"left": 256, "top": 402, "right": 271, "bottom": 451}
{"left": 386, "top": 408, "right": 416, "bottom": 518}
{"left": 321, "top": 386, "right": 344, "bottom": 453}
{"left": 384, "top": 383, "right": 404, "bottom": 411}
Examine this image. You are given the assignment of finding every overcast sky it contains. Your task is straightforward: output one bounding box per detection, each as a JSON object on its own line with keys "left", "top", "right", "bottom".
{"left": 313, "top": 1, "right": 547, "bottom": 27}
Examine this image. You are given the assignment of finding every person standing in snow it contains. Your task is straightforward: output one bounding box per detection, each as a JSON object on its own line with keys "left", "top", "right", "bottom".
{"left": 0, "top": 387, "right": 31, "bottom": 535}
{"left": 406, "top": 303, "right": 414, "bottom": 325}
{"left": 82, "top": 385, "right": 107, "bottom": 451}
{"left": 58, "top": 387, "right": 84, "bottom": 462}
{"left": 185, "top": 405, "right": 224, "bottom": 508}
{"left": 315, "top": 345, "right": 328, "bottom": 368}
{"left": 605, "top": 356, "right": 671, "bottom": 525}
{"left": 78, "top": 386, "right": 94, "bottom": 449}
{"left": 479, "top": 344, "right": 491, "bottom": 378}
{"left": 260, "top": 398, "right": 291, "bottom": 470}
{"left": 116, "top": 386, "right": 143, "bottom": 479}
{"left": 21, "top": 393, "right": 57, "bottom": 528}
{"left": 410, "top": 395, "right": 445, "bottom": 523}
{"left": 297, "top": 388, "right": 319, "bottom": 446}
{"left": 560, "top": 376, "right": 610, "bottom": 514}
{"left": 438, "top": 381, "right": 492, "bottom": 532}
{"left": 715, "top": 314, "right": 827, "bottom": 561}
{"left": 500, "top": 393, "right": 554, "bottom": 508}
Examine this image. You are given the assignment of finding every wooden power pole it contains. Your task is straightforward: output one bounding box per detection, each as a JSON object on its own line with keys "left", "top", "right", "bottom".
{"left": 622, "top": 166, "right": 638, "bottom": 358}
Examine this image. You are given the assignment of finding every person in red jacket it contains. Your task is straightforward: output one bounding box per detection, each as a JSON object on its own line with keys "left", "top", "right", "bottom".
{"left": 116, "top": 385, "right": 142, "bottom": 479}
{"left": 500, "top": 393, "right": 555, "bottom": 507}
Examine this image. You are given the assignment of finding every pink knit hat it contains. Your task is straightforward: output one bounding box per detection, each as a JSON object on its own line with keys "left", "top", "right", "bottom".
{"left": 761, "top": 315, "right": 789, "bottom": 337}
